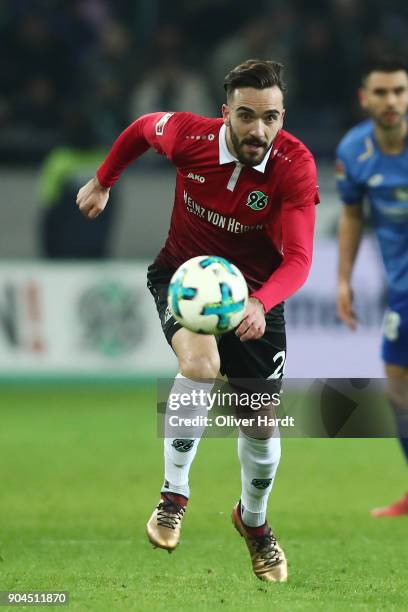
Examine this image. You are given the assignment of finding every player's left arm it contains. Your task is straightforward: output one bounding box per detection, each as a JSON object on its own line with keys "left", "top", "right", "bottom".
{"left": 250, "top": 154, "right": 318, "bottom": 315}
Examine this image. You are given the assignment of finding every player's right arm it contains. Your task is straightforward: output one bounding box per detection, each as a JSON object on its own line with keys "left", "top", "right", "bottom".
{"left": 335, "top": 142, "right": 365, "bottom": 330}
{"left": 76, "top": 176, "right": 110, "bottom": 220}
{"left": 76, "top": 112, "right": 188, "bottom": 219}
{"left": 336, "top": 203, "right": 364, "bottom": 330}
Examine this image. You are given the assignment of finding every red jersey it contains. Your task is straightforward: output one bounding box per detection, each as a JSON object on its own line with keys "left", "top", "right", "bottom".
{"left": 97, "top": 112, "right": 319, "bottom": 312}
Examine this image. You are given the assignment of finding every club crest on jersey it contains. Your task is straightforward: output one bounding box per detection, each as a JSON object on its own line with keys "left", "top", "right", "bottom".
{"left": 367, "top": 174, "right": 383, "bottom": 187}
{"left": 246, "top": 190, "right": 269, "bottom": 211}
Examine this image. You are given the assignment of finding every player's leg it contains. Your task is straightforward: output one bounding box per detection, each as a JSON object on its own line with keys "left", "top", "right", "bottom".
{"left": 371, "top": 302, "right": 408, "bottom": 517}
{"left": 371, "top": 362, "right": 408, "bottom": 517}
{"left": 146, "top": 264, "right": 219, "bottom": 549}
{"left": 147, "top": 328, "right": 219, "bottom": 550}
{"left": 232, "top": 412, "right": 286, "bottom": 582}
{"left": 219, "top": 304, "right": 287, "bottom": 581}
{"left": 385, "top": 364, "right": 408, "bottom": 463}
{"left": 161, "top": 327, "right": 219, "bottom": 499}
{"left": 237, "top": 410, "right": 281, "bottom": 527}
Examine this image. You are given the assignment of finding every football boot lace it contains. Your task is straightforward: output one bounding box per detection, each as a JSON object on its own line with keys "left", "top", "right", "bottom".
{"left": 156, "top": 495, "right": 185, "bottom": 530}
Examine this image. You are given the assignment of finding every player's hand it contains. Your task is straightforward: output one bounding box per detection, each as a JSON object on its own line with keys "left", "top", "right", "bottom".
{"left": 336, "top": 282, "right": 357, "bottom": 330}
{"left": 235, "top": 297, "right": 266, "bottom": 342}
{"left": 76, "top": 176, "right": 110, "bottom": 220}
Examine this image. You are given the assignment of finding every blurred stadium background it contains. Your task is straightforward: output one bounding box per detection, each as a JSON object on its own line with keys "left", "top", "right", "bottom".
{"left": 2, "top": 0, "right": 406, "bottom": 378}
{"left": 1, "top": 1, "right": 407, "bottom": 609}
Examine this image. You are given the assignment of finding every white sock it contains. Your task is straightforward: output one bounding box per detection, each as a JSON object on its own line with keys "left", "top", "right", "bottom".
{"left": 162, "top": 374, "right": 214, "bottom": 499}
{"left": 238, "top": 429, "right": 281, "bottom": 527}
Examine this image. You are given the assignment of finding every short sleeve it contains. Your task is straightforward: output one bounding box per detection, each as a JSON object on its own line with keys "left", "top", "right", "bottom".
{"left": 335, "top": 142, "right": 365, "bottom": 205}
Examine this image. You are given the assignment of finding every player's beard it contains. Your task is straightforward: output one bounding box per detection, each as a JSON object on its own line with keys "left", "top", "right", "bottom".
{"left": 229, "top": 124, "right": 271, "bottom": 166}
{"left": 376, "top": 109, "right": 406, "bottom": 131}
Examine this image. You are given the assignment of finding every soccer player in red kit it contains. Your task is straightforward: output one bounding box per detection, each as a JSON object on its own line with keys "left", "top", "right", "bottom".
{"left": 76, "top": 60, "right": 319, "bottom": 583}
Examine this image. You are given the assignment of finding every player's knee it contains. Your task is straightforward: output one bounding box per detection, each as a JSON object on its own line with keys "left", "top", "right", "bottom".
{"left": 240, "top": 403, "right": 279, "bottom": 439}
{"left": 179, "top": 351, "right": 220, "bottom": 380}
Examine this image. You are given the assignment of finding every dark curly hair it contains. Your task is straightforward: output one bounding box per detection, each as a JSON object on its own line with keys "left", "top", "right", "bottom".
{"left": 224, "top": 59, "right": 286, "bottom": 99}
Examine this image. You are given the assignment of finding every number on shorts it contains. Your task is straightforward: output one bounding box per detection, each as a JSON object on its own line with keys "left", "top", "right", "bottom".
{"left": 383, "top": 310, "right": 400, "bottom": 341}
{"left": 268, "top": 350, "right": 286, "bottom": 379}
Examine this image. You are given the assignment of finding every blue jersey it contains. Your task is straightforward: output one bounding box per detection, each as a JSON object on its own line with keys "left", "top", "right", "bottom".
{"left": 336, "top": 119, "right": 408, "bottom": 300}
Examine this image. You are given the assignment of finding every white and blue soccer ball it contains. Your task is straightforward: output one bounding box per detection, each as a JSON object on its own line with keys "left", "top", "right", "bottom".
{"left": 167, "top": 255, "right": 248, "bottom": 335}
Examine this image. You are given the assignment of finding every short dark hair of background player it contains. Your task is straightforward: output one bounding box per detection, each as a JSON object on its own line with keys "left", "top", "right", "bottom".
{"left": 361, "top": 56, "right": 408, "bottom": 84}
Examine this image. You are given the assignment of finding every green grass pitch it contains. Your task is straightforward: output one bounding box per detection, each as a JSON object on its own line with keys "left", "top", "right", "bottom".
{"left": 0, "top": 384, "right": 407, "bottom": 611}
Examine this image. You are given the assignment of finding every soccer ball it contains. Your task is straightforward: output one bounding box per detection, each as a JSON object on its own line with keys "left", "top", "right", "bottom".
{"left": 167, "top": 256, "right": 248, "bottom": 334}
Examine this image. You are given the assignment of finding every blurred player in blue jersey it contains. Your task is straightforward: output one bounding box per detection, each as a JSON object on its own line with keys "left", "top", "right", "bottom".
{"left": 336, "top": 58, "right": 408, "bottom": 517}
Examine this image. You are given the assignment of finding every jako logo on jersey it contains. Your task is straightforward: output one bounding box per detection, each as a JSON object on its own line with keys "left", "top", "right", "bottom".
{"left": 187, "top": 172, "right": 206, "bottom": 183}
{"left": 155, "top": 112, "right": 174, "bottom": 136}
{"left": 368, "top": 174, "right": 384, "bottom": 187}
{"left": 247, "top": 190, "right": 269, "bottom": 211}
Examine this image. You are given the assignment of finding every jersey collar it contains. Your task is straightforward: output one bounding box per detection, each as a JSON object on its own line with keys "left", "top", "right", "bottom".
{"left": 218, "top": 123, "right": 272, "bottom": 173}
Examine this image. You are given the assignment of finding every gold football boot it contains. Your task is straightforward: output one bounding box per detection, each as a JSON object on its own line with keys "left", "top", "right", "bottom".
{"left": 232, "top": 502, "right": 288, "bottom": 582}
{"left": 146, "top": 493, "right": 187, "bottom": 552}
